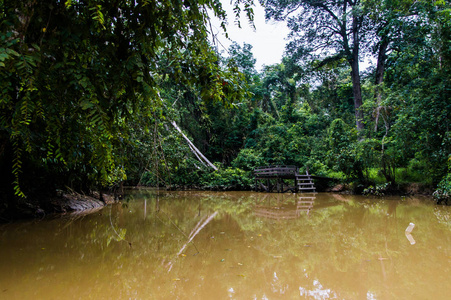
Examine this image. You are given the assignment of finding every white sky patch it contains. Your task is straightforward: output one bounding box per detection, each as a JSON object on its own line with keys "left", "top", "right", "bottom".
{"left": 209, "top": 1, "right": 290, "bottom": 71}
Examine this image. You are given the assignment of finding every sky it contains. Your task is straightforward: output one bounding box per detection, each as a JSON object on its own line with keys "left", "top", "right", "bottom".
{"left": 209, "top": 2, "right": 291, "bottom": 71}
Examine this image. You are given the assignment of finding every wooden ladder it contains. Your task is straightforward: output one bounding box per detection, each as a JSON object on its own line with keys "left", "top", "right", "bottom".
{"left": 295, "top": 171, "right": 316, "bottom": 193}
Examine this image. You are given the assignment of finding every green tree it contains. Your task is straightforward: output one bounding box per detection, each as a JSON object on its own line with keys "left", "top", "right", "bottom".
{"left": 0, "top": 0, "right": 251, "bottom": 209}
{"left": 327, "top": 118, "right": 364, "bottom": 181}
{"left": 379, "top": 0, "right": 451, "bottom": 184}
{"left": 226, "top": 42, "right": 257, "bottom": 79}
{"left": 261, "top": 0, "right": 367, "bottom": 131}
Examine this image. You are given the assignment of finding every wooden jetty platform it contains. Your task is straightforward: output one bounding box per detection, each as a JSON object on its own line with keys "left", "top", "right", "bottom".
{"left": 254, "top": 165, "right": 316, "bottom": 193}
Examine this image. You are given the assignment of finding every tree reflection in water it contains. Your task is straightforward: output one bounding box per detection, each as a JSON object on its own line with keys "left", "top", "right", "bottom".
{"left": 0, "top": 190, "right": 450, "bottom": 299}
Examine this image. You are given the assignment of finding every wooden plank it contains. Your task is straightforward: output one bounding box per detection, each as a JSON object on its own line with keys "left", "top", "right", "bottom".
{"left": 254, "top": 165, "right": 297, "bottom": 177}
{"left": 254, "top": 165, "right": 316, "bottom": 193}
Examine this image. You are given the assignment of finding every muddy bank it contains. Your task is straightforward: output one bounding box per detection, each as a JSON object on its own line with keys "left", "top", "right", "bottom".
{"left": 326, "top": 182, "right": 436, "bottom": 197}
{"left": 49, "top": 192, "right": 113, "bottom": 213}
{"left": 0, "top": 192, "right": 118, "bottom": 223}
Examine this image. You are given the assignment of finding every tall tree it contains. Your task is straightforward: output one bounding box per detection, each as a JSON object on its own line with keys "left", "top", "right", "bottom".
{"left": 261, "top": 0, "right": 367, "bottom": 131}
{"left": 364, "top": 0, "right": 430, "bottom": 133}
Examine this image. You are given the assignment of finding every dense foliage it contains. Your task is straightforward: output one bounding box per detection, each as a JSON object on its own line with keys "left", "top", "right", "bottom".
{"left": 154, "top": 0, "right": 450, "bottom": 198}
{"left": 0, "top": 0, "right": 252, "bottom": 214}
{"left": 1, "top": 0, "right": 450, "bottom": 217}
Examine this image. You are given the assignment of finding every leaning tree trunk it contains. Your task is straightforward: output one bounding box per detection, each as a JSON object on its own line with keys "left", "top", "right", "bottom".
{"left": 170, "top": 121, "right": 218, "bottom": 171}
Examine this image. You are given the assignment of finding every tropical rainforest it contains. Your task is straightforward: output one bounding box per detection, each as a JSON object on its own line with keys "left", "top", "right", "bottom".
{"left": 1, "top": 0, "right": 450, "bottom": 217}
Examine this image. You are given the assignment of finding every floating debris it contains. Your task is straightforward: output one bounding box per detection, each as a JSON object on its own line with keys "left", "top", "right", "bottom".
{"left": 405, "top": 232, "right": 416, "bottom": 245}
{"left": 405, "top": 223, "right": 416, "bottom": 245}
{"left": 405, "top": 222, "right": 415, "bottom": 233}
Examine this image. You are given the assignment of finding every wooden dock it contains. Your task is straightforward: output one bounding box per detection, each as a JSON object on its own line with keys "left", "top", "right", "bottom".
{"left": 254, "top": 165, "right": 316, "bottom": 193}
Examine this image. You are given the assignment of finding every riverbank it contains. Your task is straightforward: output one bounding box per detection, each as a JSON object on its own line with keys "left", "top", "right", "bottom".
{"left": 0, "top": 182, "right": 444, "bottom": 223}
{"left": 324, "top": 182, "right": 434, "bottom": 196}
{"left": 49, "top": 192, "right": 115, "bottom": 214}
{"left": 0, "top": 191, "right": 118, "bottom": 223}
{"left": 165, "top": 181, "right": 435, "bottom": 196}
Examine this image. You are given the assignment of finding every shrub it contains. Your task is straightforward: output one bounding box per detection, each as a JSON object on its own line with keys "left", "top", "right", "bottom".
{"left": 231, "top": 149, "right": 265, "bottom": 171}
{"left": 363, "top": 183, "right": 391, "bottom": 196}
{"left": 433, "top": 156, "right": 451, "bottom": 203}
{"left": 201, "top": 167, "right": 253, "bottom": 190}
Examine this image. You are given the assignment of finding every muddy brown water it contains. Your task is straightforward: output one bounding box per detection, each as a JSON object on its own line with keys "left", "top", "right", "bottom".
{"left": 0, "top": 190, "right": 450, "bottom": 299}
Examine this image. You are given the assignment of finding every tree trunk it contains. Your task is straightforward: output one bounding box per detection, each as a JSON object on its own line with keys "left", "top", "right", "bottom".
{"left": 375, "top": 40, "right": 389, "bottom": 86}
{"left": 351, "top": 59, "right": 364, "bottom": 132}
{"left": 350, "top": 16, "right": 364, "bottom": 132}
{"left": 374, "top": 38, "right": 389, "bottom": 132}
{"left": 170, "top": 121, "right": 218, "bottom": 171}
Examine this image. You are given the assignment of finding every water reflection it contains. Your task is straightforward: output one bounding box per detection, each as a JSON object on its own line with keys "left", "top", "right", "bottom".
{"left": 254, "top": 193, "right": 315, "bottom": 219}
{"left": 0, "top": 191, "right": 450, "bottom": 299}
{"left": 405, "top": 222, "right": 416, "bottom": 245}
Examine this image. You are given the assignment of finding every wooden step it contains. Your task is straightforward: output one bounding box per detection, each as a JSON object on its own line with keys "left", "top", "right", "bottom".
{"left": 299, "top": 202, "right": 314, "bottom": 205}
{"left": 295, "top": 172, "right": 315, "bottom": 192}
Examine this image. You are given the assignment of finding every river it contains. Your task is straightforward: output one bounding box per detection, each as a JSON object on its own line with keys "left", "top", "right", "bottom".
{"left": 0, "top": 190, "right": 450, "bottom": 299}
